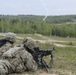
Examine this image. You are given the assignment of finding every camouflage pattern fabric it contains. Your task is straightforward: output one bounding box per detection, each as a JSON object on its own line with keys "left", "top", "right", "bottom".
{"left": 22, "top": 37, "right": 36, "bottom": 51}
{"left": 0, "top": 60, "right": 15, "bottom": 75}
{"left": 19, "top": 50, "right": 38, "bottom": 71}
{"left": 0, "top": 32, "right": 16, "bottom": 58}
{"left": 0, "top": 43, "right": 12, "bottom": 59}
{"left": 2, "top": 46, "right": 24, "bottom": 58}
{"left": 4, "top": 32, "right": 16, "bottom": 43}
{"left": 10, "top": 55, "right": 26, "bottom": 73}
{"left": 1, "top": 44, "right": 38, "bottom": 74}
{"left": 0, "top": 37, "right": 38, "bottom": 75}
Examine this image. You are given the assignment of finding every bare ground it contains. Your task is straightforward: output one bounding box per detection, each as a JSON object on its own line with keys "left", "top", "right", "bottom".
{"left": 10, "top": 69, "right": 73, "bottom": 75}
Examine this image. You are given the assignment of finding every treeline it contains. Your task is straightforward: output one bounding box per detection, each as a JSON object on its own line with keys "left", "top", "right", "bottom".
{"left": 46, "top": 15, "right": 76, "bottom": 24}
{"left": 52, "top": 24, "right": 76, "bottom": 37}
{"left": 0, "top": 15, "right": 76, "bottom": 37}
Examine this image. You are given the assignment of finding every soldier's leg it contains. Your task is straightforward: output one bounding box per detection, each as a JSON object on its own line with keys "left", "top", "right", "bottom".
{"left": 0, "top": 65, "right": 7, "bottom": 75}
{"left": 0, "top": 60, "right": 15, "bottom": 75}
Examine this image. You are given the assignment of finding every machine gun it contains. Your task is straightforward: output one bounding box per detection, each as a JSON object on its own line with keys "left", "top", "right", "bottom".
{"left": 0, "top": 38, "right": 14, "bottom": 47}
{"left": 25, "top": 46, "right": 55, "bottom": 72}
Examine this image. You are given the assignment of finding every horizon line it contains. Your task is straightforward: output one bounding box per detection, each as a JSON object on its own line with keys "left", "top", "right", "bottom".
{"left": 0, "top": 14, "right": 76, "bottom": 16}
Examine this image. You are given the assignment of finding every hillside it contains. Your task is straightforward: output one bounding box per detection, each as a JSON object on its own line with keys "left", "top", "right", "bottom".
{"left": 0, "top": 15, "right": 76, "bottom": 37}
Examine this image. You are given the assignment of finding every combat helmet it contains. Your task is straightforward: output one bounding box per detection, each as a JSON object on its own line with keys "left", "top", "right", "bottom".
{"left": 22, "top": 37, "right": 36, "bottom": 50}
{"left": 4, "top": 32, "right": 16, "bottom": 44}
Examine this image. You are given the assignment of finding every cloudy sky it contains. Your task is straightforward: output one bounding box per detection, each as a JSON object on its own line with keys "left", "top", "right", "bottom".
{"left": 0, "top": 0, "right": 76, "bottom": 15}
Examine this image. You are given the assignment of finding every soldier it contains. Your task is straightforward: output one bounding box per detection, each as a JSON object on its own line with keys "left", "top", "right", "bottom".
{"left": 0, "top": 32, "right": 16, "bottom": 58}
{"left": 4, "top": 32, "right": 16, "bottom": 45}
{"left": 0, "top": 37, "right": 38, "bottom": 75}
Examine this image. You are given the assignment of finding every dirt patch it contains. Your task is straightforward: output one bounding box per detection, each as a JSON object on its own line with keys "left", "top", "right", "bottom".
{"left": 39, "top": 73, "right": 57, "bottom": 75}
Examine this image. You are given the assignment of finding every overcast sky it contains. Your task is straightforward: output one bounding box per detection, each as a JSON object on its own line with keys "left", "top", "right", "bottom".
{"left": 0, "top": 0, "right": 76, "bottom": 16}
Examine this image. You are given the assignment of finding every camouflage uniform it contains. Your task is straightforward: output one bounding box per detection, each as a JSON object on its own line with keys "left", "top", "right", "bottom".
{"left": 0, "top": 32, "right": 16, "bottom": 59}
{"left": 0, "top": 60, "right": 15, "bottom": 75}
{"left": 0, "top": 37, "right": 38, "bottom": 75}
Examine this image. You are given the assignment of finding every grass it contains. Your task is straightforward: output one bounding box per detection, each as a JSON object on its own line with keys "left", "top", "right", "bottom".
{"left": 52, "top": 47, "right": 76, "bottom": 75}
{"left": 36, "top": 42, "right": 76, "bottom": 75}
{"left": 16, "top": 34, "right": 45, "bottom": 40}
{"left": 47, "top": 35, "right": 76, "bottom": 41}
{"left": 0, "top": 36, "right": 4, "bottom": 39}
{"left": 17, "top": 34, "right": 76, "bottom": 41}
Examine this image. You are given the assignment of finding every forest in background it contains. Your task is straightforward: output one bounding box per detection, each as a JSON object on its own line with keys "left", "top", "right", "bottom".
{"left": 0, "top": 15, "right": 76, "bottom": 37}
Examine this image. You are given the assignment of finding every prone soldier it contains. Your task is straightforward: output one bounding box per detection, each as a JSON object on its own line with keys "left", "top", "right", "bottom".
{"left": 23, "top": 38, "right": 55, "bottom": 72}
{"left": 0, "top": 37, "right": 38, "bottom": 75}
{"left": 0, "top": 32, "right": 16, "bottom": 59}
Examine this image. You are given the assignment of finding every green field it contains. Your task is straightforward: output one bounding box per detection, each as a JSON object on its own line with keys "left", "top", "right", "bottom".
{"left": 17, "top": 33, "right": 76, "bottom": 41}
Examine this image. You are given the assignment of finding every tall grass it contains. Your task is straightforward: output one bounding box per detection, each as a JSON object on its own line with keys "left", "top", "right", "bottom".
{"left": 50, "top": 47, "right": 76, "bottom": 75}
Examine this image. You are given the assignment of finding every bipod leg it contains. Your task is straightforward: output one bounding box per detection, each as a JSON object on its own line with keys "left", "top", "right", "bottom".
{"left": 41, "top": 58, "right": 49, "bottom": 72}
{"left": 48, "top": 52, "right": 53, "bottom": 68}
